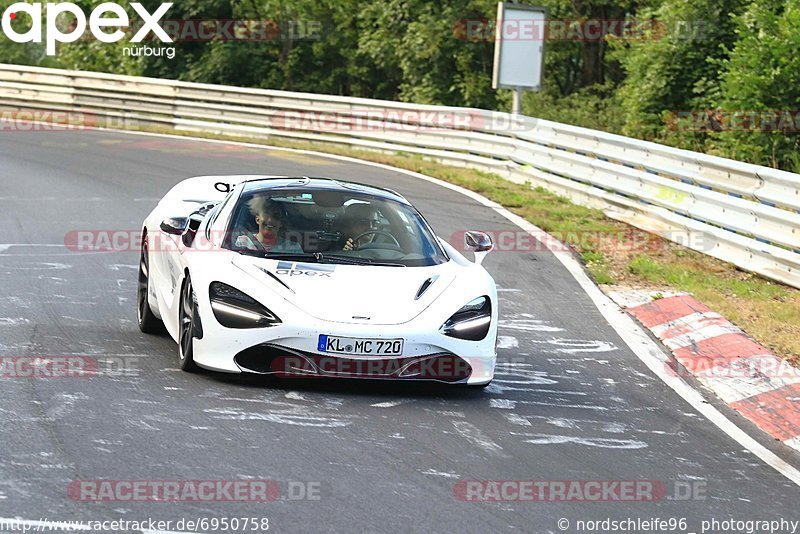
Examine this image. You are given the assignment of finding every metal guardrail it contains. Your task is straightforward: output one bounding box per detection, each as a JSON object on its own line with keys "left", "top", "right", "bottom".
{"left": 0, "top": 64, "right": 798, "bottom": 288}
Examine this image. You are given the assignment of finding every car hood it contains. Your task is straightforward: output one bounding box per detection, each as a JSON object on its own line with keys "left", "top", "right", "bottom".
{"left": 231, "top": 256, "right": 458, "bottom": 325}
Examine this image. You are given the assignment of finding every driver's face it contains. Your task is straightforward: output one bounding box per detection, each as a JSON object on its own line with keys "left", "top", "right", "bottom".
{"left": 351, "top": 214, "right": 379, "bottom": 234}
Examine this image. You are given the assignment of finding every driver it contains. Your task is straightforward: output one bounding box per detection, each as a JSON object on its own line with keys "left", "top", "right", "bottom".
{"left": 235, "top": 195, "right": 303, "bottom": 253}
{"left": 341, "top": 203, "right": 382, "bottom": 251}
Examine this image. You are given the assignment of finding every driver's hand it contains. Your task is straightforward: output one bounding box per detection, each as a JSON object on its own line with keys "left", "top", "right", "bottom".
{"left": 343, "top": 238, "right": 355, "bottom": 251}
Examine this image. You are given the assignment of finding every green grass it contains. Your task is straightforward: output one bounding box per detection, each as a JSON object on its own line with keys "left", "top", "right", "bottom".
{"left": 628, "top": 254, "right": 791, "bottom": 301}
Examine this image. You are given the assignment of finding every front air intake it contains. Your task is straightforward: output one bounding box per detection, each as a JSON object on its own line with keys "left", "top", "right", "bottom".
{"left": 234, "top": 344, "right": 472, "bottom": 383}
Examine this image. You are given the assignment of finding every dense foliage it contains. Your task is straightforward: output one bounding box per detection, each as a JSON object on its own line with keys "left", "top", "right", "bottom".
{"left": 1, "top": 0, "right": 798, "bottom": 170}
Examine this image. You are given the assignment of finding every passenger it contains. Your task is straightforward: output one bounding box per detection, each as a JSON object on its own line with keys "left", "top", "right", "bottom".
{"left": 235, "top": 195, "right": 303, "bottom": 253}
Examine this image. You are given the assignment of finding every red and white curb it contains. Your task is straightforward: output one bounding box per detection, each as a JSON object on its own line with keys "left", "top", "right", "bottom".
{"left": 609, "top": 290, "right": 800, "bottom": 453}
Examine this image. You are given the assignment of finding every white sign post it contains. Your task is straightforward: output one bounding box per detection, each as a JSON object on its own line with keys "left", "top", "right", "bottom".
{"left": 492, "top": 2, "right": 546, "bottom": 114}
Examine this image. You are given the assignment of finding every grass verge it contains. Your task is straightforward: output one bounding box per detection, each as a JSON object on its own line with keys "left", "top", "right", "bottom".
{"left": 128, "top": 126, "right": 800, "bottom": 365}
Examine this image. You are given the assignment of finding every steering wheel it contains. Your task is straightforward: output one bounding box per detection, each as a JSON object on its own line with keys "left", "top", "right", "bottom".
{"left": 351, "top": 230, "right": 401, "bottom": 249}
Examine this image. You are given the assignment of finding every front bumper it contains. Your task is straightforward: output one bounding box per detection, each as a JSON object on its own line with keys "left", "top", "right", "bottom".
{"left": 191, "top": 319, "right": 496, "bottom": 385}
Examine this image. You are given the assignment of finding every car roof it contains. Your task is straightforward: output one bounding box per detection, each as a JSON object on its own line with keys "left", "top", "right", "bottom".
{"left": 238, "top": 176, "right": 409, "bottom": 204}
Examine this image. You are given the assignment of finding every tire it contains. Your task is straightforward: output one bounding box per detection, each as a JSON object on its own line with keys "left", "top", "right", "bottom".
{"left": 178, "top": 274, "right": 200, "bottom": 372}
{"left": 137, "top": 236, "right": 164, "bottom": 334}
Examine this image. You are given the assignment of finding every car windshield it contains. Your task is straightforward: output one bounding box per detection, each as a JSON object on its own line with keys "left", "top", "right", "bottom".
{"left": 223, "top": 186, "right": 448, "bottom": 267}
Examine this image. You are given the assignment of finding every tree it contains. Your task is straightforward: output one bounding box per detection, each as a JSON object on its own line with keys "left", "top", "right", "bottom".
{"left": 358, "top": 0, "right": 498, "bottom": 107}
{"left": 709, "top": 0, "right": 800, "bottom": 170}
{"left": 611, "top": 0, "right": 746, "bottom": 143}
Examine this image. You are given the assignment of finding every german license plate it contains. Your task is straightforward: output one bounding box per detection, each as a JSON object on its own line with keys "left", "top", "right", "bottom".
{"left": 318, "top": 335, "right": 404, "bottom": 356}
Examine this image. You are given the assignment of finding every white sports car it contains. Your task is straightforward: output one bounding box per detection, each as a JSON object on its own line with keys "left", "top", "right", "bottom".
{"left": 137, "top": 175, "right": 497, "bottom": 386}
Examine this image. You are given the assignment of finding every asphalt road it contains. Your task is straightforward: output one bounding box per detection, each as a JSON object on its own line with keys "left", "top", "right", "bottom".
{"left": 0, "top": 130, "right": 798, "bottom": 533}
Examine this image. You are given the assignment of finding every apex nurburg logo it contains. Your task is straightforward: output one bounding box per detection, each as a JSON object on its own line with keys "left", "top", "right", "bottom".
{"left": 1, "top": 2, "right": 173, "bottom": 55}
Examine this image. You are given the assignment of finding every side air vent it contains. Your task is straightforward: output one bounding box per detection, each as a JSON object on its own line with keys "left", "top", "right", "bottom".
{"left": 415, "top": 275, "right": 439, "bottom": 300}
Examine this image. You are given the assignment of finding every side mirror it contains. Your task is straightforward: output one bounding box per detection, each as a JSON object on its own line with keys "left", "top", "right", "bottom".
{"left": 182, "top": 217, "right": 202, "bottom": 247}
{"left": 464, "top": 231, "right": 493, "bottom": 265}
{"left": 160, "top": 217, "right": 188, "bottom": 235}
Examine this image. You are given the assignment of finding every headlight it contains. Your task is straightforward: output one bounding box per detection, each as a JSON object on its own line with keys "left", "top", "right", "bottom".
{"left": 209, "top": 282, "right": 281, "bottom": 329}
{"left": 440, "top": 296, "right": 492, "bottom": 341}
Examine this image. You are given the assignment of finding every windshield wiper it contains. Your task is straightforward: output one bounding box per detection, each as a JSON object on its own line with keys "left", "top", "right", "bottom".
{"left": 258, "top": 251, "right": 404, "bottom": 267}
{"left": 263, "top": 252, "right": 323, "bottom": 263}
{"left": 322, "top": 254, "right": 406, "bottom": 267}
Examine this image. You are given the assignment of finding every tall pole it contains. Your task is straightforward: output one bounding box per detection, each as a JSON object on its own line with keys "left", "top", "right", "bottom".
{"left": 512, "top": 87, "right": 522, "bottom": 115}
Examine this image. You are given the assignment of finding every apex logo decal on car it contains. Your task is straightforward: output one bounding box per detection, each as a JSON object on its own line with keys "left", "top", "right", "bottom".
{"left": 275, "top": 261, "right": 335, "bottom": 277}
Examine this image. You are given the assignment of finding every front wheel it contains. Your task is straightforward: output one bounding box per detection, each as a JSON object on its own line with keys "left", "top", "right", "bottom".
{"left": 178, "top": 274, "right": 200, "bottom": 372}
{"left": 137, "top": 237, "right": 164, "bottom": 334}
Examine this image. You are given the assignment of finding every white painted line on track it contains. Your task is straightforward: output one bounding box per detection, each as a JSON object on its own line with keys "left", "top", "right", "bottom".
{"left": 786, "top": 436, "right": 800, "bottom": 451}
{"left": 496, "top": 335, "right": 518, "bottom": 349}
{"left": 451, "top": 421, "right": 509, "bottom": 458}
{"left": 420, "top": 469, "right": 460, "bottom": 479}
{"left": 97, "top": 127, "right": 800, "bottom": 487}
{"left": 370, "top": 400, "right": 409, "bottom": 408}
